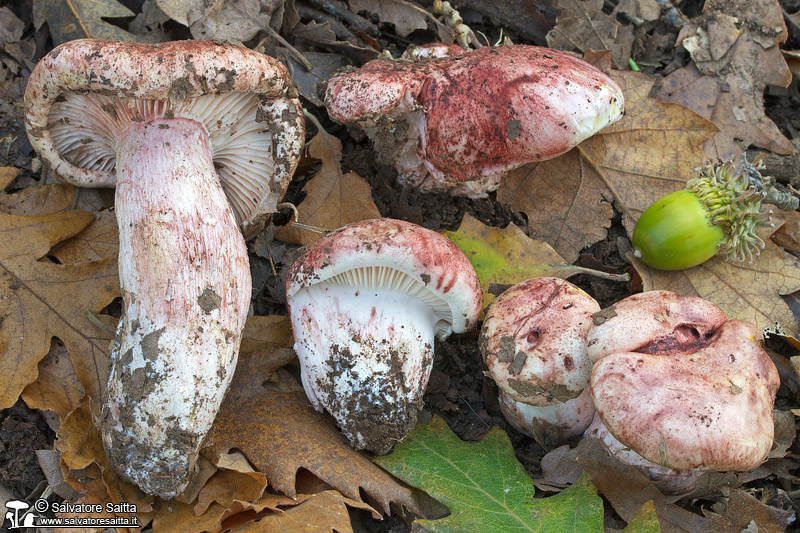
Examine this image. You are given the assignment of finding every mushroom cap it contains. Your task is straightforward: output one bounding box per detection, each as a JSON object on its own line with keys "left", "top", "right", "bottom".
{"left": 590, "top": 319, "right": 779, "bottom": 471}
{"left": 480, "top": 277, "right": 600, "bottom": 406}
{"left": 325, "top": 45, "right": 624, "bottom": 193}
{"left": 286, "top": 218, "right": 482, "bottom": 338}
{"left": 586, "top": 290, "right": 728, "bottom": 363}
{"left": 500, "top": 388, "right": 595, "bottom": 447}
{"left": 24, "top": 39, "right": 304, "bottom": 233}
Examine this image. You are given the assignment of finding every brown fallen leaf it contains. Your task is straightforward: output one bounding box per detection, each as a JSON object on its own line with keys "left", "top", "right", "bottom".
{"left": 546, "top": 0, "right": 635, "bottom": 69}
{"left": 0, "top": 183, "right": 77, "bottom": 216}
{"left": 229, "top": 490, "right": 375, "bottom": 533}
{"left": 32, "top": 0, "right": 136, "bottom": 44}
{"left": 21, "top": 338, "right": 85, "bottom": 422}
{"left": 771, "top": 209, "right": 800, "bottom": 255}
{"left": 276, "top": 129, "right": 381, "bottom": 245}
{"left": 656, "top": 0, "right": 793, "bottom": 161}
{"left": 52, "top": 209, "right": 120, "bottom": 265}
{"left": 0, "top": 203, "right": 119, "bottom": 408}
{"left": 194, "top": 469, "right": 268, "bottom": 516}
{"left": 349, "top": 0, "right": 452, "bottom": 42}
{"left": 498, "top": 70, "right": 717, "bottom": 262}
{"left": 575, "top": 437, "right": 717, "bottom": 532}
{"left": 630, "top": 226, "right": 800, "bottom": 339}
{"left": 201, "top": 317, "right": 421, "bottom": 515}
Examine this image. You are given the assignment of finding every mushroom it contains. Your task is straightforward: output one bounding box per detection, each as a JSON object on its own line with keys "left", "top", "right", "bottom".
{"left": 24, "top": 39, "right": 304, "bottom": 498}
{"left": 324, "top": 45, "right": 624, "bottom": 197}
{"left": 587, "top": 291, "right": 780, "bottom": 490}
{"left": 480, "top": 278, "right": 600, "bottom": 445}
{"left": 285, "top": 218, "right": 482, "bottom": 453}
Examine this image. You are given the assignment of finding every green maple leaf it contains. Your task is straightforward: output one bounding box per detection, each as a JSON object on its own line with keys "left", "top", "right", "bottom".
{"left": 375, "top": 415, "right": 605, "bottom": 532}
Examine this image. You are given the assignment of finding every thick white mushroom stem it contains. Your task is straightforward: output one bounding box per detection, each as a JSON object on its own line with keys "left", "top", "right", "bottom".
{"left": 290, "top": 283, "right": 438, "bottom": 454}
{"left": 99, "top": 117, "right": 251, "bottom": 498}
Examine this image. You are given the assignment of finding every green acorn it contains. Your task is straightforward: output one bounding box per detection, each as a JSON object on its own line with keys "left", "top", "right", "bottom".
{"left": 632, "top": 155, "right": 798, "bottom": 270}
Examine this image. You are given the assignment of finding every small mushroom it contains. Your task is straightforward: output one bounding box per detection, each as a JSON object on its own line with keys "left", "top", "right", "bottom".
{"left": 480, "top": 278, "right": 600, "bottom": 445}
{"left": 25, "top": 39, "right": 304, "bottom": 498}
{"left": 588, "top": 291, "right": 780, "bottom": 485}
{"left": 285, "top": 218, "right": 482, "bottom": 453}
{"left": 325, "top": 45, "right": 624, "bottom": 197}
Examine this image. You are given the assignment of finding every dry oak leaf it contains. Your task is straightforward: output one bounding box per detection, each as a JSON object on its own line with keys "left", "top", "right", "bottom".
{"left": 497, "top": 70, "right": 717, "bottom": 263}
{"left": 21, "top": 338, "right": 85, "bottom": 422}
{"left": 349, "top": 0, "right": 453, "bottom": 42}
{"left": 546, "top": 0, "right": 635, "bottom": 69}
{"left": 194, "top": 468, "right": 268, "bottom": 516}
{"left": 656, "top": 0, "right": 793, "bottom": 162}
{"left": 201, "top": 316, "right": 421, "bottom": 516}
{"left": 0, "top": 200, "right": 119, "bottom": 409}
{"left": 32, "top": 0, "right": 136, "bottom": 45}
{"left": 52, "top": 209, "right": 120, "bottom": 265}
{"left": 0, "top": 182, "right": 77, "bottom": 216}
{"left": 276, "top": 129, "right": 381, "bottom": 246}
{"left": 631, "top": 230, "right": 800, "bottom": 339}
{"left": 229, "top": 490, "right": 375, "bottom": 533}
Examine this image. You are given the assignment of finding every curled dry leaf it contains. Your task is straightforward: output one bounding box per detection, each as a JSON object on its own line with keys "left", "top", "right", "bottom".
{"left": 21, "top": 338, "right": 84, "bottom": 422}
{"left": 546, "top": 0, "right": 634, "bottom": 69}
{"left": 201, "top": 316, "right": 419, "bottom": 516}
{"left": 229, "top": 490, "right": 375, "bottom": 533}
{"left": 0, "top": 200, "right": 119, "bottom": 409}
{"left": 656, "top": 0, "right": 793, "bottom": 161}
{"left": 194, "top": 469, "right": 268, "bottom": 516}
{"left": 276, "top": 130, "right": 381, "bottom": 245}
{"left": 0, "top": 182, "right": 77, "bottom": 216}
{"left": 32, "top": 0, "right": 135, "bottom": 44}
{"left": 498, "top": 70, "right": 717, "bottom": 263}
{"left": 349, "top": 0, "right": 453, "bottom": 42}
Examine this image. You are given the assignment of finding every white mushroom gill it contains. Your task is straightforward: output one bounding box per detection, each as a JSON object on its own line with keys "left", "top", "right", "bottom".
{"left": 289, "top": 265, "right": 451, "bottom": 454}
{"left": 47, "top": 91, "right": 277, "bottom": 224}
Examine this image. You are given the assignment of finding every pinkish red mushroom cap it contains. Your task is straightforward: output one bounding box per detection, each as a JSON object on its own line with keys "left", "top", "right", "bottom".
{"left": 325, "top": 45, "right": 624, "bottom": 195}
{"left": 590, "top": 318, "right": 779, "bottom": 471}
{"left": 586, "top": 290, "right": 728, "bottom": 364}
{"left": 286, "top": 218, "right": 482, "bottom": 337}
{"left": 24, "top": 39, "right": 304, "bottom": 233}
{"left": 480, "top": 277, "right": 600, "bottom": 406}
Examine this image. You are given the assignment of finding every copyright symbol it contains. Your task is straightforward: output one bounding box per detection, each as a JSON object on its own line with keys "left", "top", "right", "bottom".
{"left": 34, "top": 499, "right": 49, "bottom": 512}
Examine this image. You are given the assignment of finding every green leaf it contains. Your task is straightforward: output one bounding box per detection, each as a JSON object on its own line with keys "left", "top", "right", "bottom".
{"left": 33, "top": 0, "right": 135, "bottom": 45}
{"left": 375, "top": 415, "right": 604, "bottom": 532}
{"left": 443, "top": 214, "right": 628, "bottom": 310}
{"left": 622, "top": 501, "right": 661, "bottom": 532}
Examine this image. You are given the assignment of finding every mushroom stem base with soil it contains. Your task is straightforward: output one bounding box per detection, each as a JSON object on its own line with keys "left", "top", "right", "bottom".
{"left": 99, "top": 117, "right": 251, "bottom": 498}
{"left": 290, "top": 282, "right": 438, "bottom": 454}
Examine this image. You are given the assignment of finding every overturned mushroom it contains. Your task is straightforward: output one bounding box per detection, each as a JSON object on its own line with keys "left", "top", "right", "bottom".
{"left": 587, "top": 291, "right": 780, "bottom": 489}
{"left": 480, "top": 278, "right": 599, "bottom": 445}
{"left": 25, "top": 39, "right": 304, "bottom": 498}
{"left": 286, "top": 218, "right": 482, "bottom": 453}
{"left": 325, "top": 45, "right": 624, "bottom": 197}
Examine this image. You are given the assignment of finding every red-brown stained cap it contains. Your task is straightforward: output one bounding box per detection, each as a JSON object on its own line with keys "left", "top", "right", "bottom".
{"left": 24, "top": 39, "right": 304, "bottom": 233}
{"left": 286, "top": 218, "right": 482, "bottom": 337}
{"left": 325, "top": 45, "right": 624, "bottom": 196}
{"left": 589, "top": 292, "right": 780, "bottom": 472}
